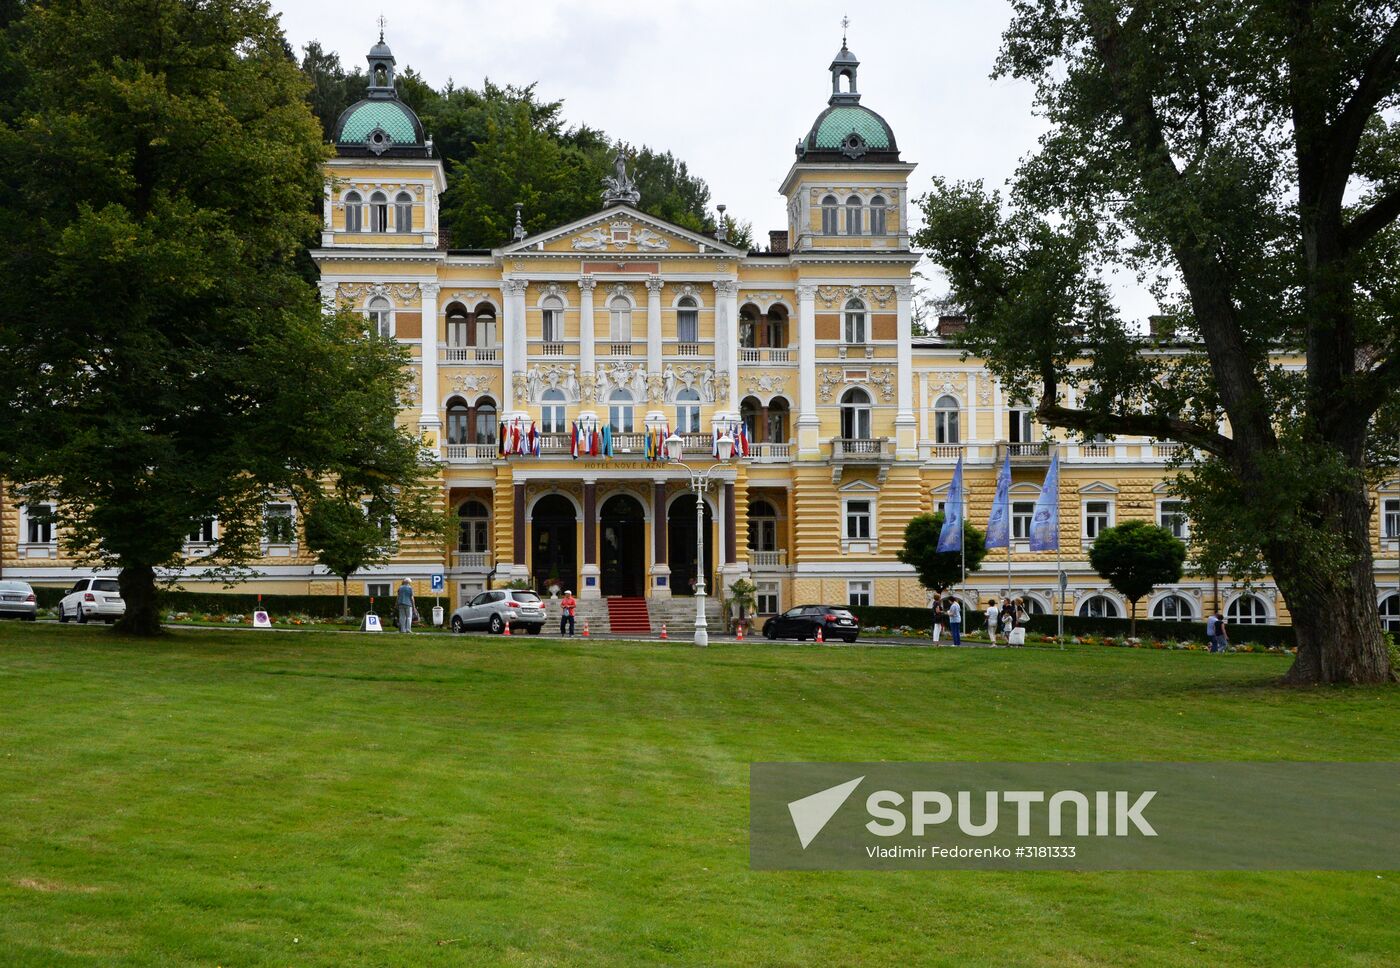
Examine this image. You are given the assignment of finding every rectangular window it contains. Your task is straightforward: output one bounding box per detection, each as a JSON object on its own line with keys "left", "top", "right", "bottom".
{"left": 675, "top": 402, "right": 701, "bottom": 433}
{"left": 395, "top": 198, "right": 412, "bottom": 233}
{"left": 677, "top": 308, "right": 698, "bottom": 343}
{"left": 1159, "top": 500, "right": 1190, "bottom": 540}
{"left": 844, "top": 311, "right": 866, "bottom": 344}
{"left": 1084, "top": 501, "right": 1111, "bottom": 540}
{"left": 1384, "top": 498, "right": 1400, "bottom": 540}
{"left": 1012, "top": 501, "right": 1036, "bottom": 541}
{"left": 541, "top": 402, "right": 566, "bottom": 434}
{"left": 756, "top": 581, "right": 780, "bottom": 615}
{"left": 264, "top": 503, "right": 295, "bottom": 545}
{"left": 1008, "top": 409, "right": 1033, "bottom": 443}
{"left": 475, "top": 317, "right": 497, "bottom": 348}
{"left": 845, "top": 500, "right": 872, "bottom": 540}
{"left": 542, "top": 309, "right": 563, "bottom": 343}
{"left": 934, "top": 409, "right": 960, "bottom": 444}
{"left": 447, "top": 318, "right": 469, "bottom": 348}
{"left": 188, "top": 518, "right": 216, "bottom": 544}
{"left": 365, "top": 582, "right": 391, "bottom": 598}
{"left": 870, "top": 204, "right": 887, "bottom": 236}
{"left": 848, "top": 580, "right": 872, "bottom": 607}
{"left": 609, "top": 403, "right": 634, "bottom": 434}
{"left": 24, "top": 504, "right": 53, "bottom": 545}
{"left": 610, "top": 306, "right": 632, "bottom": 342}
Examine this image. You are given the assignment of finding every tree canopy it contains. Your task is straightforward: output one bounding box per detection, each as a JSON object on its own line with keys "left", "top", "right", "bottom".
{"left": 298, "top": 49, "right": 750, "bottom": 249}
{"left": 0, "top": 0, "right": 446, "bottom": 634}
{"left": 897, "top": 512, "right": 988, "bottom": 593}
{"left": 1087, "top": 521, "right": 1187, "bottom": 636}
{"left": 916, "top": 1, "right": 1400, "bottom": 684}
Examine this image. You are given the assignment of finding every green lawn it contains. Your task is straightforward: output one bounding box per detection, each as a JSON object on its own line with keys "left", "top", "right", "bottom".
{"left": 0, "top": 623, "right": 1396, "bottom": 967}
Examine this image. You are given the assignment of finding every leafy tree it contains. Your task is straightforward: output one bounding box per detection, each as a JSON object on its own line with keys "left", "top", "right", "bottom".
{"left": 299, "top": 41, "right": 366, "bottom": 141}
{"left": 1087, "top": 521, "right": 1187, "bottom": 638}
{"left": 916, "top": 2, "right": 1400, "bottom": 684}
{"left": 0, "top": 0, "right": 443, "bottom": 634}
{"left": 897, "top": 512, "right": 988, "bottom": 593}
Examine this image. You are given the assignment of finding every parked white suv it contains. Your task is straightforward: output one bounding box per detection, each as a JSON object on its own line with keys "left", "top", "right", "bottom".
{"left": 57, "top": 577, "right": 126, "bottom": 624}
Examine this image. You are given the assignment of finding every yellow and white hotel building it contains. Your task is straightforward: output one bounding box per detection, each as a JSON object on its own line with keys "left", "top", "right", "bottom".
{"left": 7, "top": 33, "right": 1400, "bottom": 631}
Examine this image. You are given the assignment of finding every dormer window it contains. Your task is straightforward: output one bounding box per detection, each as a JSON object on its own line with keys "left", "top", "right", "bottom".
{"left": 821, "top": 195, "right": 839, "bottom": 235}
{"left": 344, "top": 191, "right": 363, "bottom": 232}
{"left": 369, "top": 191, "right": 388, "bottom": 233}
{"left": 870, "top": 195, "right": 887, "bottom": 236}
{"left": 845, "top": 195, "right": 862, "bottom": 235}
{"left": 394, "top": 192, "right": 412, "bottom": 232}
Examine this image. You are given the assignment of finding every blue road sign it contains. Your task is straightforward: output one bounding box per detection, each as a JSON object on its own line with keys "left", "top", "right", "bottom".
{"left": 430, "top": 573, "right": 445, "bottom": 592}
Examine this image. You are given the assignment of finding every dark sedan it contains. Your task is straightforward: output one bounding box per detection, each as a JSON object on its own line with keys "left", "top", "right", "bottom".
{"left": 762, "top": 604, "right": 860, "bottom": 643}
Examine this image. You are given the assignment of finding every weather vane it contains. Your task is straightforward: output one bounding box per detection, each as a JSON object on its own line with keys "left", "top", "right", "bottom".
{"left": 842, "top": 15, "right": 849, "bottom": 47}
{"left": 377, "top": 14, "right": 387, "bottom": 42}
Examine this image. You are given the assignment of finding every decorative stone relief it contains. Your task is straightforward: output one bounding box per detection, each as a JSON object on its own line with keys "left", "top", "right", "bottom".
{"left": 818, "top": 368, "right": 843, "bottom": 402}
{"left": 715, "top": 371, "right": 730, "bottom": 403}
{"left": 570, "top": 220, "right": 671, "bottom": 252}
{"left": 673, "top": 284, "right": 701, "bottom": 302}
{"left": 635, "top": 229, "right": 669, "bottom": 251}
{"left": 579, "top": 370, "right": 597, "bottom": 404}
{"left": 571, "top": 227, "right": 611, "bottom": 251}
{"left": 647, "top": 373, "right": 664, "bottom": 404}
{"left": 512, "top": 371, "right": 527, "bottom": 401}
{"left": 660, "top": 364, "right": 718, "bottom": 403}
{"left": 399, "top": 376, "right": 419, "bottom": 408}
{"left": 815, "top": 285, "right": 896, "bottom": 309}
{"left": 335, "top": 282, "right": 421, "bottom": 306}
{"left": 539, "top": 283, "right": 566, "bottom": 302}
{"left": 817, "top": 366, "right": 895, "bottom": 402}
{"left": 743, "top": 373, "right": 788, "bottom": 397}
{"left": 867, "top": 367, "right": 897, "bottom": 402}
{"left": 609, "top": 283, "right": 632, "bottom": 302}
{"left": 713, "top": 280, "right": 739, "bottom": 297}
{"left": 525, "top": 364, "right": 581, "bottom": 403}
{"left": 740, "top": 291, "right": 791, "bottom": 311}
{"left": 443, "top": 289, "right": 493, "bottom": 307}
{"left": 447, "top": 373, "right": 495, "bottom": 396}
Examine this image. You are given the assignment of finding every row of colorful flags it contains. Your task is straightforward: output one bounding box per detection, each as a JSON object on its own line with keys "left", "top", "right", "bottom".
{"left": 936, "top": 453, "right": 1061, "bottom": 553}
{"left": 492, "top": 419, "right": 753, "bottom": 462}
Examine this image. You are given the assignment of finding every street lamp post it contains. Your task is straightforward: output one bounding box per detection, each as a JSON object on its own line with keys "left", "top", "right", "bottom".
{"left": 665, "top": 431, "right": 737, "bottom": 647}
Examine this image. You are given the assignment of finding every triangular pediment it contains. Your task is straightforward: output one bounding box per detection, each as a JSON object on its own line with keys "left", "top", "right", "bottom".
{"left": 500, "top": 204, "right": 747, "bottom": 258}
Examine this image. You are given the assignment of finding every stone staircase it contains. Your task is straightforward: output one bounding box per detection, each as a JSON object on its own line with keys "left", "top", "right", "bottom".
{"left": 536, "top": 595, "right": 723, "bottom": 636}
{"left": 605, "top": 596, "right": 652, "bottom": 634}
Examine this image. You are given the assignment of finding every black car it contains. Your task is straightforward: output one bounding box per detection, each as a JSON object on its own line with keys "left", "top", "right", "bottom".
{"left": 762, "top": 605, "right": 860, "bottom": 643}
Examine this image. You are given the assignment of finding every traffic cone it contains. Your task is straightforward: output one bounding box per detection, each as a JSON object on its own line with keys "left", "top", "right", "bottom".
{"left": 736, "top": 623, "right": 744, "bottom": 641}
{"left": 816, "top": 626, "right": 824, "bottom": 643}
{"left": 583, "top": 620, "right": 591, "bottom": 638}
{"left": 503, "top": 619, "right": 512, "bottom": 636}
{"left": 659, "top": 624, "right": 668, "bottom": 640}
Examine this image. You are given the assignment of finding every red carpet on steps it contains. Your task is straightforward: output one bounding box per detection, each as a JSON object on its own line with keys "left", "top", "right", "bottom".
{"left": 606, "top": 596, "right": 651, "bottom": 634}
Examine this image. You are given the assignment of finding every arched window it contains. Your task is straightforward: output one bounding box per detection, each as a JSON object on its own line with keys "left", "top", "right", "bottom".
{"left": 458, "top": 500, "right": 490, "bottom": 553}
{"left": 821, "top": 195, "right": 839, "bottom": 234}
{"left": 368, "top": 191, "right": 388, "bottom": 232}
{"left": 739, "top": 307, "right": 759, "bottom": 348}
{"left": 1381, "top": 594, "right": 1400, "bottom": 632}
{"left": 1227, "top": 594, "right": 1269, "bottom": 625}
{"left": 344, "top": 191, "right": 363, "bottom": 232}
{"left": 394, "top": 191, "right": 413, "bottom": 233}
{"left": 608, "top": 388, "right": 635, "bottom": 433}
{"left": 542, "top": 296, "right": 564, "bottom": 343}
{"left": 366, "top": 297, "right": 392, "bottom": 338}
{"left": 767, "top": 397, "right": 790, "bottom": 443}
{"left": 675, "top": 388, "right": 701, "bottom": 433}
{"left": 475, "top": 397, "right": 497, "bottom": 444}
{"left": 1079, "top": 595, "right": 1121, "bottom": 618}
{"left": 749, "top": 498, "right": 779, "bottom": 552}
{"left": 1020, "top": 597, "right": 1047, "bottom": 616}
{"left": 474, "top": 303, "right": 497, "bottom": 348}
{"left": 844, "top": 298, "right": 867, "bottom": 344}
{"left": 765, "top": 306, "right": 789, "bottom": 347}
{"left": 1151, "top": 594, "right": 1194, "bottom": 621}
{"left": 840, "top": 387, "right": 872, "bottom": 440}
{"left": 445, "top": 302, "right": 470, "bottom": 348}
{"left": 677, "top": 296, "right": 699, "bottom": 343}
{"left": 446, "top": 397, "right": 471, "bottom": 445}
{"left": 541, "top": 389, "right": 566, "bottom": 433}
{"left": 740, "top": 396, "right": 761, "bottom": 443}
{"left": 870, "top": 195, "right": 887, "bottom": 236}
{"left": 845, "top": 195, "right": 862, "bottom": 235}
{"left": 609, "top": 296, "right": 632, "bottom": 342}
{"left": 934, "top": 394, "right": 961, "bottom": 444}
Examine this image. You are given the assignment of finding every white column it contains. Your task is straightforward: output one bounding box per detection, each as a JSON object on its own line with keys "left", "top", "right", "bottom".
{"left": 501, "top": 278, "right": 525, "bottom": 414}
{"left": 419, "top": 282, "right": 441, "bottom": 433}
{"left": 895, "top": 283, "right": 916, "bottom": 458}
{"left": 796, "top": 283, "right": 820, "bottom": 457}
{"left": 713, "top": 280, "right": 739, "bottom": 415}
{"left": 646, "top": 275, "right": 663, "bottom": 375}
{"left": 578, "top": 275, "right": 596, "bottom": 379}
{"left": 318, "top": 281, "right": 336, "bottom": 313}
{"left": 511, "top": 280, "right": 529, "bottom": 418}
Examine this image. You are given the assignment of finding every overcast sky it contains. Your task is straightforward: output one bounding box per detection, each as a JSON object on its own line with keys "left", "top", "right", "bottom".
{"left": 270, "top": 0, "right": 1156, "bottom": 321}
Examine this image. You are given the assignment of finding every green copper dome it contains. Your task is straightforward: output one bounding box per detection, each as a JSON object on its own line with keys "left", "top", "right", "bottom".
{"left": 336, "top": 100, "right": 420, "bottom": 145}
{"left": 329, "top": 33, "right": 431, "bottom": 158}
{"left": 796, "top": 42, "right": 901, "bottom": 161}
{"left": 812, "top": 105, "right": 893, "bottom": 150}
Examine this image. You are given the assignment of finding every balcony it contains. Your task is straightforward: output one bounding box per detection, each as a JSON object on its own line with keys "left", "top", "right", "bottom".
{"left": 453, "top": 550, "right": 492, "bottom": 570}
{"left": 750, "top": 549, "right": 788, "bottom": 569}
{"left": 443, "top": 442, "right": 498, "bottom": 463}
{"left": 830, "top": 437, "right": 894, "bottom": 482}
{"left": 928, "top": 443, "right": 964, "bottom": 460}
{"left": 444, "top": 346, "right": 498, "bottom": 363}
{"left": 996, "top": 441, "right": 1053, "bottom": 466}
{"left": 750, "top": 441, "right": 792, "bottom": 463}
{"left": 739, "top": 347, "right": 793, "bottom": 364}
{"left": 536, "top": 341, "right": 568, "bottom": 357}
{"left": 602, "top": 341, "right": 640, "bottom": 358}
{"left": 675, "top": 342, "right": 702, "bottom": 357}
{"left": 1151, "top": 441, "right": 1183, "bottom": 460}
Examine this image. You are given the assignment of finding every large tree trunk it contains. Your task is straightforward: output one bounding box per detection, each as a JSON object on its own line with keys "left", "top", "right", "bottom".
{"left": 115, "top": 562, "right": 163, "bottom": 636}
{"left": 1270, "top": 482, "right": 1394, "bottom": 685}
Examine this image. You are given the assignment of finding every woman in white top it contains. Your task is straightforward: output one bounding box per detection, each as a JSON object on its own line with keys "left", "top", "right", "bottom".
{"left": 985, "top": 599, "right": 1000, "bottom": 645}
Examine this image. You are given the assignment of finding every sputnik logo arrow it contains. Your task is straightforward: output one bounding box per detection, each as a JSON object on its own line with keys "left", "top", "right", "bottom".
{"left": 787, "top": 776, "right": 864, "bottom": 849}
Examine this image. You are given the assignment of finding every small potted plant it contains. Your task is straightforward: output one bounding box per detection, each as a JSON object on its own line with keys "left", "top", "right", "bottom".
{"left": 545, "top": 576, "right": 562, "bottom": 598}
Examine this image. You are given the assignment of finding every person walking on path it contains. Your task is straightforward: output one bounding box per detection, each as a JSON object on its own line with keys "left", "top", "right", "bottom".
{"left": 1217, "top": 614, "right": 1231, "bottom": 653}
{"left": 948, "top": 598, "right": 962, "bottom": 646}
{"left": 560, "top": 590, "right": 578, "bottom": 636}
{"left": 985, "top": 598, "right": 1001, "bottom": 646}
{"left": 395, "top": 579, "right": 416, "bottom": 634}
{"left": 1206, "top": 613, "right": 1221, "bottom": 652}
{"left": 931, "top": 596, "right": 945, "bottom": 643}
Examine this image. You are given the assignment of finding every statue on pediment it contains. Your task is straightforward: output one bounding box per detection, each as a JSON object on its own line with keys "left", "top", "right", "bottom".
{"left": 601, "top": 149, "right": 641, "bottom": 207}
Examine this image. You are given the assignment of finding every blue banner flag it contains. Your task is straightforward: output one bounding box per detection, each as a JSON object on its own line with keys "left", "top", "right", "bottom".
{"left": 1029, "top": 454, "right": 1060, "bottom": 552}
{"left": 985, "top": 454, "right": 1012, "bottom": 549}
{"left": 936, "top": 457, "right": 965, "bottom": 553}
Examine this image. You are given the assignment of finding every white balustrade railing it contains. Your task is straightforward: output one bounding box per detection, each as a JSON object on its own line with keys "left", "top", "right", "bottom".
{"left": 444, "top": 346, "right": 499, "bottom": 363}
{"left": 443, "top": 442, "right": 498, "bottom": 462}
{"left": 676, "top": 342, "right": 702, "bottom": 357}
{"left": 750, "top": 550, "right": 788, "bottom": 568}
{"left": 832, "top": 437, "right": 893, "bottom": 459}
{"left": 453, "top": 551, "right": 491, "bottom": 569}
{"left": 751, "top": 442, "right": 792, "bottom": 462}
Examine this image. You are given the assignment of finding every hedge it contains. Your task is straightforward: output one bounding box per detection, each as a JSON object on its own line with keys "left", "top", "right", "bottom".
{"left": 846, "top": 604, "right": 1298, "bottom": 647}
{"left": 29, "top": 586, "right": 417, "bottom": 618}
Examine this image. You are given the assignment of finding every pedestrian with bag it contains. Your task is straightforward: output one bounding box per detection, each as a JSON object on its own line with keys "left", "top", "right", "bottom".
{"left": 559, "top": 590, "right": 577, "bottom": 637}
{"left": 985, "top": 598, "right": 1001, "bottom": 645}
{"left": 948, "top": 598, "right": 962, "bottom": 646}
{"left": 395, "top": 578, "right": 415, "bottom": 634}
{"left": 931, "top": 595, "right": 945, "bottom": 643}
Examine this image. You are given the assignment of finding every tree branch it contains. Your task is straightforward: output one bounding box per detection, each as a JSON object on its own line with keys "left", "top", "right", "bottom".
{"left": 1035, "top": 398, "right": 1235, "bottom": 459}
{"left": 1319, "top": 16, "right": 1400, "bottom": 216}
{"left": 1340, "top": 184, "right": 1400, "bottom": 251}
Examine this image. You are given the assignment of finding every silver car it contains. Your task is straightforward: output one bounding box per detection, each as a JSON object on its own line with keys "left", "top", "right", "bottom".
{"left": 0, "top": 580, "right": 38, "bottom": 621}
{"left": 450, "top": 589, "right": 546, "bottom": 635}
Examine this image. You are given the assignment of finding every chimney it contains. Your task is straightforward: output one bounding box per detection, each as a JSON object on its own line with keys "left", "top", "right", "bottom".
{"left": 936, "top": 315, "right": 967, "bottom": 338}
{"left": 1149, "top": 315, "right": 1176, "bottom": 340}
{"left": 768, "top": 230, "right": 789, "bottom": 254}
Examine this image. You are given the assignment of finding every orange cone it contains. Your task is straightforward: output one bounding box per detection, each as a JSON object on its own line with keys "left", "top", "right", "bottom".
{"left": 736, "top": 623, "right": 744, "bottom": 641}
{"left": 659, "top": 624, "right": 668, "bottom": 640}
{"left": 816, "top": 626, "right": 824, "bottom": 643}
{"left": 503, "top": 619, "right": 512, "bottom": 636}
{"left": 583, "top": 620, "right": 591, "bottom": 638}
